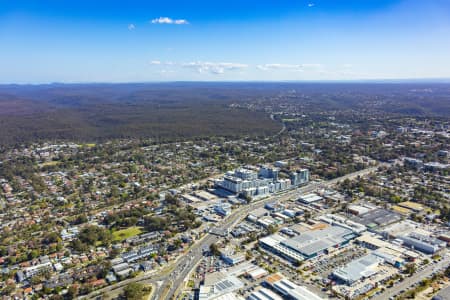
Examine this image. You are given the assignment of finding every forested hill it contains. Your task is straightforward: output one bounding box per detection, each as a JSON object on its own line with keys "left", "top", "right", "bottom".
{"left": 0, "top": 83, "right": 281, "bottom": 146}
{"left": 0, "top": 82, "right": 449, "bottom": 146}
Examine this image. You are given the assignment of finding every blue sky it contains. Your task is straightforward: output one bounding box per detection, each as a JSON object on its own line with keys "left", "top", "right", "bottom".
{"left": 1, "top": 0, "right": 450, "bottom": 83}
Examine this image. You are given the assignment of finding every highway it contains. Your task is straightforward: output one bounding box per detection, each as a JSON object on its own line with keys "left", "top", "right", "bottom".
{"left": 84, "top": 165, "right": 382, "bottom": 300}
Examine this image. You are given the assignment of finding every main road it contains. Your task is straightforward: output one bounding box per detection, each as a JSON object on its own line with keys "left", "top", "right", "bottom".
{"left": 85, "top": 164, "right": 383, "bottom": 300}
{"left": 372, "top": 253, "right": 450, "bottom": 300}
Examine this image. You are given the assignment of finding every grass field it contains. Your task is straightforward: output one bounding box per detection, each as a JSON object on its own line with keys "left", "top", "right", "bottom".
{"left": 78, "top": 143, "right": 96, "bottom": 148}
{"left": 282, "top": 118, "right": 301, "bottom": 122}
{"left": 112, "top": 226, "right": 143, "bottom": 241}
{"left": 39, "top": 161, "right": 61, "bottom": 167}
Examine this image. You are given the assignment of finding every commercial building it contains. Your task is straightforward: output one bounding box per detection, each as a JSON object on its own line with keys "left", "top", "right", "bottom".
{"left": 264, "top": 274, "right": 323, "bottom": 300}
{"left": 290, "top": 169, "right": 310, "bottom": 186}
{"left": 391, "top": 205, "right": 411, "bottom": 215}
{"left": 194, "top": 190, "right": 219, "bottom": 202}
{"left": 350, "top": 208, "right": 402, "bottom": 231}
{"left": 199, "top": 275, "right": 244, "bottom": 300}
{"left": 220, "top": 247, "right": 246, "bottom": 265}
{"left": 274, "top": 161, "right": 288, "bottom": 168}
{"left": 231, "top": 222, "right": 258, "bottom": 237}
{"left": 372, "top": 248, "right": 404, "bottom": 268}
{"left": 265, "top": 202, "right": 285, "bottom": 212}
{"left": 257, "top": 216, "right": 278, "bottom": 228}
{"left": 259, "top": 234, "right": 305, "bottom": 263}
{"left": 214, "top": 203, "right": 232, "bottom": 216}
{"left": 215, "top": 166, "right": 309, "bottom": 198}
{"left": 347, "top": 204, "right": 376, "bottom": 216}
{"left": 297, "top": 193, "right": 323, "bottom": 205}
{"left": 318, "top": 214, "right": 367, "bottom": 234}
{"left": 248, "top": 288, "right": 283, "bottom": 300}
{"left": 282, "top": 209, "right": 296, "bottom": 218}
{"left": 399, "top": 233, "right": 446, "bottom": 254}
{"left": 246, "top": 268, "right": 269, "bottom": 280}
{"left": 356, "top": 233, "right": 419, "bottom": 261}
{"left": 247, "top": 207, "right": 269, "bottom": 222}
{"left": 261, "top": 226, "right": 356, "bottom": 261}
{"left": 259, "top": 166, "right": 280, "bottom": 180}
{"left": 381, "top": 220, "right": 420, "bottom": 238}
{"left": 268, "top": 179, "right": 291, "bottom": 193}
{"left": 332, "top": 254, "right": 383, "bottom": 285}
{"left": 281, "top": 226, "right": 356, "bottom": 259}
{"left": 215, "top": 168, "right": 272, "bottom": 197}
{"left": 398, "top": 201, "right": 424, "bottom": 213}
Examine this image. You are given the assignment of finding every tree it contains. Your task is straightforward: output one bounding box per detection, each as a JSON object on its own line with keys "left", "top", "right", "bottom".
{"left": 97, "top": 260, "right": 112, "bottom": 279}
{"left": 303, "top": 210, "right": 311, "bottom": 221}
{"left": 44, "top": 232, "right": 61, "bottom": 244}
{"left": 209, "top": 243, "right": 220, "bottom": 257}
{"left": 1, "top": 283, "right": 16, "bottom": 296}
{"left": 123, "top": 283, "right": 146, "bottom": 300}
{"left": 243, "top": 194, "right": 252, "bottom": 204}
{"left": 267, "top": 225, "right": 278, "bottom": 234}
{"left": 75, "top": 225, "right": 112, "bottom": 248}
{"left": 404, "top": 263, "right": 416, "bottom": 276}
{"left": 165, "top": 194, "right": 179, "bottom": 206}
{"left": 28, "top": 249, "right": 40, "bottom": 260}
{"left": 445, "top": 265, "right": 450, "bottom": 277}
{"left": 173, "top": 239, "right": 182, "bottom": 249}
{"left": 66, "top": 285, "right": 79, "bottom": 299}
{"left": 73, "top": 214, "right": 88, "bottom": 225}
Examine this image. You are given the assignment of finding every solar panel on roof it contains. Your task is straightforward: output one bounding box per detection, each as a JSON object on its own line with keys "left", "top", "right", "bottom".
{"left": 216, "top": 279, "right": 233, "bottom": 291}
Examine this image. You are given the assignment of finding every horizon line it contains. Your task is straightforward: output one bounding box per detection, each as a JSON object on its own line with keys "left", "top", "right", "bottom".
{"left": 2, "top": 78, "right": 450, "bottom": 86}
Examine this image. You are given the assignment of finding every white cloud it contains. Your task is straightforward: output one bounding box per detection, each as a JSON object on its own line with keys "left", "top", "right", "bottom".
{"left": 150, "top": 60, "right": 178, "bottom": 66}
{"left": 257, "top": 64, "right": 300, "bottom": 70}
{"left": 257, "top": 63, "right": 322, "bottom": 71}
{"left": 308, "top": 3, "right": 315, "bottom": 7}
{"left": 182, "top": 61, "right": 248, "bottom": 74}
{"left": 128, "top": 23, "right": 136, "bottom": 30}
{"left": 149, "top": 60, "right": 327, "bottom": 76}
{"left": 174, "top": 19, "right": 189, "bottom": 25}
{"left": 151, "top": 17, "right": 189, "bottom": 25}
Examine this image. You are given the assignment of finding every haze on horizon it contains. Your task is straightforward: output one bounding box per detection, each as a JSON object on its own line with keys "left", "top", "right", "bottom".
{"left": 1, "top": 0, "right": 450, "bottom": 84}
